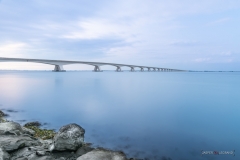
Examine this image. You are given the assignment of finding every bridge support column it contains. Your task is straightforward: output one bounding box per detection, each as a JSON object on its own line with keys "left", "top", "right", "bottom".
{"left": 116, "top": 66, "right": 122, "bottom": 72}
{"left": 130, "top": 67, "right": 135, "bottom": 72}
{"left": 53, "top": 65, "right": 66, "bottom": 72}
{"left": 153, "top": 68, "right": 156, "bottom": 71}
{"left": 148, "top": 68, "right": 151, "bottom": 71}
{"left": 93, "top": 66, "right": 101, "bottom": 72}
{"left": 140, "top": 68, "right": 144, "bottom": 72}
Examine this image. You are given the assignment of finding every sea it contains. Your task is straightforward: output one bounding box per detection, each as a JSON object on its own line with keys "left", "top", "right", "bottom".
{"left": 0, "top": 71, "right": 239, "bottom": 160}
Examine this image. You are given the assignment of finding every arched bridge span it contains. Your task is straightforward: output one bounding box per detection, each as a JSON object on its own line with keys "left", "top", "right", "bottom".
{"left": 0, "top": 57, "right": 186, "bottom": 72}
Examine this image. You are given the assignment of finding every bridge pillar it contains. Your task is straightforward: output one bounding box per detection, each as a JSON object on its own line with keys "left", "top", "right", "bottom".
{"left": 93, "top": 66, "right": 101, "bottom": 72}
{"left": 140, "top": 68, "right": 144, "bottom": 72}
{"left": 116, "top": 66, "right": 122, "bottom": 72}
{"left": 130, "top": 67, "right": 135, "bottom": 72}
{"left": 53, "top": 65, "right": 66, "bottom": 72}
{"left": 148, "top": 68, "right": 151, "bottom": 71}
{"left": 153, "top": 68, "right": 156, "bottom": 71}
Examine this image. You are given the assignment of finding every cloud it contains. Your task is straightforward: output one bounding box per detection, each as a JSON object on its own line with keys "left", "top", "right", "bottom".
{"left": 61, "top": 19, "right": 132, "bottom": 40}
{"left": 0, "top": 42, "right": 30, "bottom": 57}
{"left": 206, "top": 17, "right": 230, "bottom": 26}
{"left": 0, "top": 0, "right": 240, "bottom": 70}
{"left": 169, "top": 41, "right": 199, "bottom": 47}
{"left": 194, "top": 58, "right": 211, "bottom": 63}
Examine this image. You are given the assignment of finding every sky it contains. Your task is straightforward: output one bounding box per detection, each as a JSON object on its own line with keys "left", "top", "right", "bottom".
{"left": 0, "top": 0, "right": 240, "bottom": 71}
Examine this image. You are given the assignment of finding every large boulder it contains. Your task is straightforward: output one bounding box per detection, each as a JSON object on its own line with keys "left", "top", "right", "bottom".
{"left": 0, "top": 135, "right": 41, "bottom": 152}
{"left": 76, "top": 148, "right": 127, "bottom": 160}
{"left": 0, "top": 122, "right": 23, "bottom": 135}
{"left": 0, "top": 147, "right": 10, "bottom": 160}
{"left": 49, "top": 123, "right": 85, "bottom": 151}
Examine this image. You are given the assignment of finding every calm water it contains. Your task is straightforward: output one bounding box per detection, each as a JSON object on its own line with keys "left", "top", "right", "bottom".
{"left": 0, "top": 71, "right": 239, "bottom": 160}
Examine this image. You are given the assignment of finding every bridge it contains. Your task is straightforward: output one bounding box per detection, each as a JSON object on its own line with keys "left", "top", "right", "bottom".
{"left": 0, "top": 57, "right": 186, "bottom": 72}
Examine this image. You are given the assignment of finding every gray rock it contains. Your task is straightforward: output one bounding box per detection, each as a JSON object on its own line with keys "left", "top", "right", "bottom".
{"left": 0, "top": 147, "right": 10, "bottom": 160}
{"left": 10, "top": 146, "right": 53, "bottom": 160}
{"left": 0, "top": 110, "right": 8, "bottom": 117}
{"left": 0, "top": 135, "right": 41, "bottom": 152}
{"left": 36, "top": 150, "right": 46, "bottom": 156}
{"left": 10, "top": 146, "right": 77, "bottom": 160}
{"left": 0, "top": 122, "right": 23, "bottom": 135}
{"left": 24, "top": 121, "right": 41, "bottom": 127}
{"left": 50, "top": 123, "right": 85, "bottom": 151}
{"left": 10, "top": 147, "right": 37, "bottom": 160}
{"left": 22, "top": 127, "right": 35, "bottom": 136}
{"left": 76, "top": 148, "right": 127, "bottom": 160}
{"left": 38, "top": 139, "right": 53, "bottom": 149}
{"left": 76, "top": 146, "right": 93, "bottom": 157}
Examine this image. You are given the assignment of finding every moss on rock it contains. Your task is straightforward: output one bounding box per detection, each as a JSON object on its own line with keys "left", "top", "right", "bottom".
{"left": 25, "top": 126, "right": 56, "bottom": 140}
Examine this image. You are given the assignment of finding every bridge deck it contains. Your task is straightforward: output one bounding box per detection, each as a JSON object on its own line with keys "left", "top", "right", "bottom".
{"left": 0, "top": 57, "right": 186, "bottom": 72}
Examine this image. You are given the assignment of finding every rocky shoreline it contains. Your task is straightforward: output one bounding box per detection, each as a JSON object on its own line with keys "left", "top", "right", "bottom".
{"left": 0, "top": 110, "right": 140, "bottom": 160}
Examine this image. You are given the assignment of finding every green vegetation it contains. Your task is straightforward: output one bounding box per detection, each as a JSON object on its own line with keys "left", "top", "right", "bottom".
{"left": 24, "top": 126, "right": 56, "bottom": 140}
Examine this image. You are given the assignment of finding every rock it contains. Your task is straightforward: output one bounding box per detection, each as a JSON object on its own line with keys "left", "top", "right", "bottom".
{"left": 76, "top": 146, "right": 94, "bottom": 157}
{"left": 50, "top": 123, "right": 85, "bottom": 151}
{"left": 76, "top": 148, "right": 127, "bottom": 160}
{"left": 0, "top": 122, "right": 23, "bottom": 135}
{"left": 10, "top": 146, "right": 76, "bottom": 160}
{"left": 0, "top": 110, "right": 8, "bottom": 117}
{"left": 38, "top": 139, "right": 53, "bottom": 149}
{"left": 24, "top": 121, "right": 41, "bottom": 127}
{"left": 22, "top": 127, "right": 35, "bottom": 136}
{"left": 0, "top": 147, "right": 10, "bottom": 160}
{"left": 36, "top": 150, "right": 46, "bottom": 156}
{"left": 10, "top": 147, "right": 38, "bottom": 160}
{"left": 0, "top": 135, "right": 41, "bottom": 152}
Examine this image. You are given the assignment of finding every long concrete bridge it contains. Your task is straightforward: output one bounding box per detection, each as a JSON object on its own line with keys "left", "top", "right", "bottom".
{"left": 0, "top": 57, "right": 186, "bottom": 72}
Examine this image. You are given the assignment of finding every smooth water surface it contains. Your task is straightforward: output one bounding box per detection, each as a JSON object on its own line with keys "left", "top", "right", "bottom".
{"left": 0, "top": 71, "right": 239, "bottom": 160}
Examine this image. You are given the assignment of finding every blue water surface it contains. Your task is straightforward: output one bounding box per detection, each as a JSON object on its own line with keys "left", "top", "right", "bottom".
{"left": 0, "top": 71, "right": 239, "bottom": 160}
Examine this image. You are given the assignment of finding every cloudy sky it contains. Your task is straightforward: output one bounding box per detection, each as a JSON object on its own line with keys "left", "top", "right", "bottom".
{"left": 0, "top": 0, "right": 240, "bottom": 71}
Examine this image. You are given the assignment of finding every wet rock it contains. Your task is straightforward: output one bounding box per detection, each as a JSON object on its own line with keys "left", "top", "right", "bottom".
{"left": 0, "top": 147, "right": 10, "bottom": 160}
{"left": 24, "top": 121, "right": 42, "bottom": 127}
{"left": 0, "top": 135, "right": 41, "bottom": 152}
{"left": 76, "top": 148, "right": 127, "bottom": 160}
{"left": 50, "top": 123, "right": 85, "bottom": 151}
{"left": 0, "top": 121, "right": 23, "bottom": 135}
